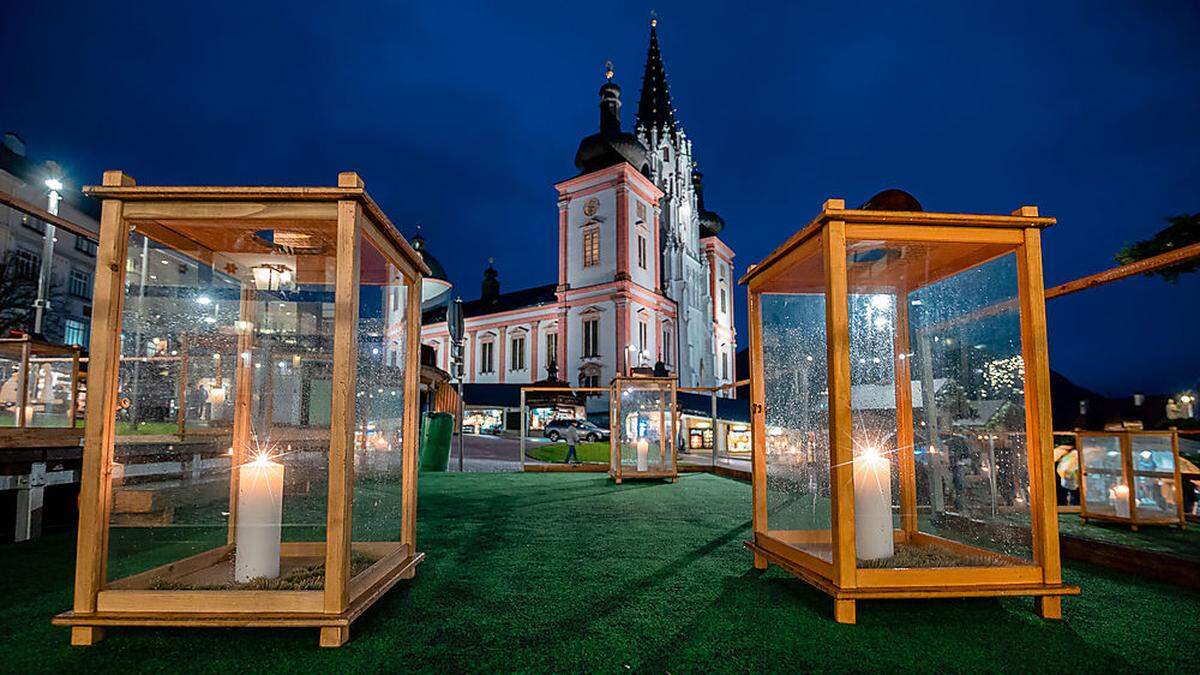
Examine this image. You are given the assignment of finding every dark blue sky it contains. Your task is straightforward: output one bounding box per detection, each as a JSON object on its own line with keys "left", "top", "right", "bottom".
{"left": 4, "top": 1, "right": 1198, "bottom": 396}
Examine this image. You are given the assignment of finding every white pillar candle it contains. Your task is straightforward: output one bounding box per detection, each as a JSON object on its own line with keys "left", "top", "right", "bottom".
{"left": 853, "top": 447, "right": 894, "bottom": 561}
{"left": 235, "top": 456, "right": 284, "bottom": 582}
{"left": 1111, "top": 484, "right": 1130, "bottom": 518}
{"left": 636, "top": 438, "right": 649, "bottom": 472}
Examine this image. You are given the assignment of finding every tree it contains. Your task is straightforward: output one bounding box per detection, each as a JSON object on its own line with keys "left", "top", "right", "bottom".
{"left": 0, "top": 253, "right": 38, "bottom": 335}
{"left": 1114, "top": 213, "right": 1200, "bottom": 283}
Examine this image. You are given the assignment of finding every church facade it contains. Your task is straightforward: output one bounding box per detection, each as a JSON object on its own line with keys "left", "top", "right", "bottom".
{"left": 417, "top": 20, "right": 736, "bottom": 394}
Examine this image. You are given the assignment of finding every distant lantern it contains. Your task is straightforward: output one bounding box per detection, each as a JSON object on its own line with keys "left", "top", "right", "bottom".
{"left": 609, "top": 376, "right": 679, "bottom": 483}
{"left": 0, "top": 335, "right": 82, "bottom": 438}
{"left": 54, "top": 171, "right": 431, "bottom": 647}
{"left": 1077, "top": 429, "right": 1186, "bottom": 530}
{"left": 741, "top": 196, "right": 1078, "bottom": 623}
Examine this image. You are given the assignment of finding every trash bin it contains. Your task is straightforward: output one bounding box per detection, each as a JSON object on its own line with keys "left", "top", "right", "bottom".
{"left": 419, "top": 412, "right": 454, "bottom": 472}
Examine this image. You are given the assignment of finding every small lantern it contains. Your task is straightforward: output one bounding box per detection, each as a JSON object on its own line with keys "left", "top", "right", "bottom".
{"left": 741, "top": 196, "right": 1078, "bottom": 623}
{"left": 54, "top": 171, "right": 431, "bottom": 647}
{"left": 609, "top": 376, "right": 678, "bottom": 483}
{"left": 1077, "top": 429, "right": 1186, "bottom": 530}
{"left": 0, "top": 335, "right": 82, "bottom": 441}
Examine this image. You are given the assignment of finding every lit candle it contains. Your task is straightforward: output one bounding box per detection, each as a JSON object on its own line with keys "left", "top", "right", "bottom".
{"left": 235, "top": 454, "right": 284, "bottom": 582}
{"left": 853, "top": 447, "right": 894, "bottom": 560}
{"left": 636, "top": 438, "right": 649, "bottom": 472}
{"left": 1111, "top": 484, "right": 1130, "bottom": 518}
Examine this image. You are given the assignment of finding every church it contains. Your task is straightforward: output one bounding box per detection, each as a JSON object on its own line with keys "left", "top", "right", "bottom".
{"left": 415, "top": 19, "right": 736, "bottom": 394}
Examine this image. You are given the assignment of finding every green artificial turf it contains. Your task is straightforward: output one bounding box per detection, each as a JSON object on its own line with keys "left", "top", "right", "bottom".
{"left": 3, "top": 473, "right": 1199, "bottom": 672}
{"left": 1056, "top": 514, "right": 1199, "bottom": 559}
{"left": 527, "top": 441, "right": 610, "bottom": 464}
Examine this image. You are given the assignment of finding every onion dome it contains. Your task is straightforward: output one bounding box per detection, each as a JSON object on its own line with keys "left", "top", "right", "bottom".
{"left": 693, "top": 171, "right": 725, "bottom": 238}
{"left": 574, "top": 62, "right": 650, "bottom": 176}
{"left": 860, "top": 189, "right": 923, "bottom": 212}
{"left": 411, "top": 230, "right": 452, "bottom": 309}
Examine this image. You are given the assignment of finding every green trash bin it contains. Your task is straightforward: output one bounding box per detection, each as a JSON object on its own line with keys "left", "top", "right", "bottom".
{"left": 419, "top": 412, "right": 454, "bottom": 472}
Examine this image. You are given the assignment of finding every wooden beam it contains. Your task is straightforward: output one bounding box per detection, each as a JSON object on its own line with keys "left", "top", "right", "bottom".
{"left": 401, "top": 272, "right": 423, "bottom": 550}
{"left": 226, "top": 287, "right": 257, "bottom": 545}
{"left": 72, "top": 170, "right": 135, "bottom": 616}
{"left": 323, "top": 199, "right": 361, "bottom": 614}
{"left": 893, "top": 288, "right": 917, "bottom": 535}
{"left": 747, "top": 288, "right": 769, "bottom": 569}
{"left": 823, "top": 220, "right": 857, "bottom": 589}
{"left": 1046, "top": 240, "right": 1200, "bottom": 299}
{"left": 0, "top": 190, "right": 98, "bottom": 239}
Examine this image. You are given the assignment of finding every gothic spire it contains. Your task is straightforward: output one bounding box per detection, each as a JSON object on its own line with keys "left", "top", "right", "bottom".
{"left": 635, "top": 15, "right": 678, "bottom": 137}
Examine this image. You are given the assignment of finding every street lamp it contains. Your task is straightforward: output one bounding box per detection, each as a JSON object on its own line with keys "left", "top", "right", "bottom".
{"left": 33, "top": 174, "right": 65, "bottom": 334}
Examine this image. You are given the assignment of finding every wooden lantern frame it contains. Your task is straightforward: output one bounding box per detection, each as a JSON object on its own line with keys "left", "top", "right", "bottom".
{"left": 609, "top": 376, "right": 679, "bottom": 483}
{"left": 1077, "top": 429, "right": 1186, "bottom": 530}
{"left": 740, "top": 199, "right": 1079, "bottom": 624}
{"left": 0, "top": 335, "right": 82, "bottom": 447}
{"left": 53, "top": 171, "right": 430, "bottom": 647}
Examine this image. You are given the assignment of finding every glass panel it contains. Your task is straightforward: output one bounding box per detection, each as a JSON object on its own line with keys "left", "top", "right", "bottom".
{"left": 1130, "top": 435, "right": 1177, "bottom": 520}
{"left": 761, "top": 288, "right": 832, "bottom": 562}
{"left": 106, "top": 224, "right": 335, "bottom": 588}
{"left": 1080, "top": 435, "right": 1125, "bottom": 517}
{"left": 846, "top": 291, "right": 900, "bottom": 562}
{"left": 612, "top": 380, "right": 674, "bottom": 474}
{"left": 0, "top": 344, "right": 22, "bottom": 427}
{"left": 879, "top": 245, "right": 1032, "bottom": 566}
{"left": 24, "top": 355, "right": 74, "bottom": 427}
{"left": 351, "top": 238, "right": 407, "bottom": 566}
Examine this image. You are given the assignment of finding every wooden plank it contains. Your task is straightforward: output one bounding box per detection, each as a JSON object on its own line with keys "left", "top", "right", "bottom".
{"left": 755, "top": 532, "right": 836, "bottom": 581}
{"left": 401, "top": 272, "right": 423, "bottom": 550}
{"left": 1015, "top": 224, "right": 1063, "bottom": 587}
{"left": 823, "top": 220, "right": 857, "bottom": 589}
{"left": 846, "top": 224, "right": 1024, "bottom": 245}
{"left": 857, "top": 565, "right": 1043, "bottom": 589}
{"left": 96, "top": 589, "right": 322, "bottom": 614}
{"left": 72, "top": 171, "right": 134, "bottom": 616}
{"left": 1172, "top": 431, "right": 1186, "bottom": 527}
{"left": 105, "top": 544, "right": 232, "bottom": 590}
{"left": 323, "top": 199, "right": 361, "bottom": 614}
{"left": 347, "top": 543, "right": 409, "bottom": 602}
{"left": 747, "top": 290, "right": 768, "bottom": 568}
{"left": 121, "top": 200, "right": 337, "bottom": 223}
{"left": 1120, "top": 433, "right": 1138, "bottom": 528}
{"left": 126, "top": 219, "right": 215, "bottom": 265}
{"left": 1046, "top": 240, "right": 1200, "bottom": 299}
{"left": 16, "top": 341, "right": 30, "bottom": 427}
{"left": 893, "top": 288, "right": 917, "bottom": 534}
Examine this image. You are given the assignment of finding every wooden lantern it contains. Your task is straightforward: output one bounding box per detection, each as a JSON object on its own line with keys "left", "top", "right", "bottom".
{"left": 1078, "top": 429, "right": 1186, "bottom": 530}
{"left": 0, "top": 335, "right": 82, "bottom": 447}
{"left": 53, "top": 172, "right": 430, "bottom": 647}
{"left": 741, "top": 198, "right": 1079, "bottom": 624}
{"left": 609, "top": 376, "right": 678, "bottom": 483}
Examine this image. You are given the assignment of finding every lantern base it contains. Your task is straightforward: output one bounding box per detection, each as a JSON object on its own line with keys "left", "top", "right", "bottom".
{"left": 609, "top": 468, "right": 678, "bottom": 484}
{"left": 53, "top": 543, "right": 424, "bottom": 647}
{"left": 745, "top": 539, "right": 1079, "bottom": 625}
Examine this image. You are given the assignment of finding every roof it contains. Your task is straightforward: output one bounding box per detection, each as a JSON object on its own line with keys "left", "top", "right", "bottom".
{"left": 424, "top": 283, "right": 558, "bottom": 325}
{"left": 635, "top": 20, "right": 678, "bottom": 137}
{"left": 410, "top": 233, "right": 448, "bottom": 281}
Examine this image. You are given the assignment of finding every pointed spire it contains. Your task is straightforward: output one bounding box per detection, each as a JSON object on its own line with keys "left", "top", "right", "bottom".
{"left": 636, "top": 14, "right": 678, "bottom": 137}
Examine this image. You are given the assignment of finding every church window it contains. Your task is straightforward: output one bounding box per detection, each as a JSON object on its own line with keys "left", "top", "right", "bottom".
{"left": 545, "top": 332, "right": 558, "bottom": 367}
{"left": 583, "top": 228, "right": 600, "bottom": 267}
{"left": 480, "top": 341, "right": 494, "bottom": 374}
{"left": 510, "top": 335, "right": 526, "bottom": 371}
{"left": 636, "top": 201, "right": 647, "bottom": 222}
{"left": 719, "top": 286, "right": 727, "bottom": 314}
{"left": 722, "top": 350, "right": 730, "bottom": 381}
{"left": 582, "top": 318, "right": 600, "bottom": 358}
{"left": 663, "top": 147, "right": 671, "bottom": 162}
{"left": 638, "top": 320, "right": 648, "bottom": 353}
{"left": 663, "top": 329, "right": 672, "bottom": 364}
{"left": 580, "top": 373, "right": 600, "bottom": 388}
{"left": 637, "top": 234, "right": 647, "bottom": 269}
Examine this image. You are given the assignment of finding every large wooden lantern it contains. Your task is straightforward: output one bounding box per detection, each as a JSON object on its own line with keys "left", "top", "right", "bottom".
{"left": 609, "top": 376, "right": 678, "bottom": 483}
{"left": 0, "top": 335, "right": 81, "bottom": 442}
{"left": 1078, "top": 430, "right": 1186, "bottom": 530}
{"left": 741, "top": 198, "right": 1079, "bottom": 624}
{"left": 53, "top": 172, "right": 430, "bottom": 647}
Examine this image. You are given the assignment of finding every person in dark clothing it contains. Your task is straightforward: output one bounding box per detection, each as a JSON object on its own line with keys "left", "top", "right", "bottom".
{"left": 564, "top": 422, "right": 580, "bottom": 465}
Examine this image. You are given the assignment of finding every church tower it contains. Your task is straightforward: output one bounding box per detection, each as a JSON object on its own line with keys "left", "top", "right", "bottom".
{"left": 635, "top": 17, "right": 736, "bottom": 392}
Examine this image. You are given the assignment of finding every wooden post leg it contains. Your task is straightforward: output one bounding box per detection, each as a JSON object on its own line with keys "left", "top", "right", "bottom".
{"left": 833, "top": 599, "right": 856, "bottom": 624}
{"left": 1035, "top": 595, "right": 1062, "bottom": 620}
{"left": 71, "top": 626, "right": 105, "bottom": 646}
{"left": 320, "top": 625, "right": 349, "bottom": 648}
{"left": 753, "top": 552, "right": 768, "bottom": 570}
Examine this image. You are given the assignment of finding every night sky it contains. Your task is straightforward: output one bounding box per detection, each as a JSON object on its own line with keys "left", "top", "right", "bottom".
{"left": 3, "top": 1, "right": 1198, "bottom": 397}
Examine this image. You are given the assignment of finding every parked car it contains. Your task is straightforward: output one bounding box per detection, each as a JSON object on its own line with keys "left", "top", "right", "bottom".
{"left": 543, "top": 419, "right": 609, "bottom": 443}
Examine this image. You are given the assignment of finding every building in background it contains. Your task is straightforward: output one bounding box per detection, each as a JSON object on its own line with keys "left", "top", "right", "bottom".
{"left": 0, "top": 132, "right": 101, "bottom": 348}
{"left": 418, "top": 20, "right": 736, "bottom": 395}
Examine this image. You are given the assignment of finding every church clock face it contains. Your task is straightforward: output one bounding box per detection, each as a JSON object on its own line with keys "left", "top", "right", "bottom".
{"left": 583, "top": 197, "right": 600, "bottom": 217}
